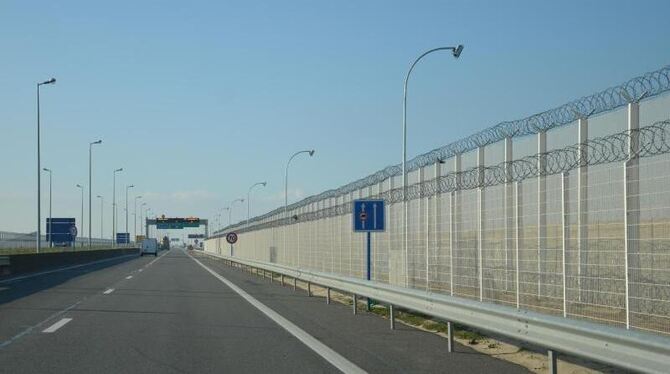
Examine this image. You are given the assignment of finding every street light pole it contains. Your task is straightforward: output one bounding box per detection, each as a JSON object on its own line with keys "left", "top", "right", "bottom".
{"left": 284, "top": 149, "right": 315, "bottom": 256}
{"left": 229, "top": 198, "right": 244, "bottom": 227}
{"left": 134, "top": 195, "right": 142, "bottom": 240}
{"left": 97, "top": 195, "right": 104, "bottom": 239}
{"left": 112, "top": 168, "right": 123, "bottom": 243}
{"left": 402, "top": 45, "right": 463, "bottom": 287}
{"left": 36, "top": 77, "right": 56, "bottom": 253}
{"left": 42, "top": 168, "right": 52, "bottom": 247}
{"left": 247, "top": 182, "right": 267, "bottom": 226}
{"left": 140, "top": 202, "right": 147, "bottom": 237}
{"left": 89, "top": 140, "right": 102, "bottom": 248}
{"left": 228, "top": 198, "right": 244, "bottom": 256}
{"left": 76, "top": 184, "right": 84, "bottom": 247}
{"left": 125, "top": 185, "right": 134, "bottom": 235}
{"left": 221, "top": 207, "right": 230, "bottom": 229}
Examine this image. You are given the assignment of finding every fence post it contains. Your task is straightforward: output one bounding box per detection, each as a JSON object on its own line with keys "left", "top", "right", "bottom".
{"left": 450, "top": 190, "right": 455, "bottom": 296}
{"left": 537, "top": 131, "right": 547, "bottom": 298}
{"left": 562, "top": 172, "right": 569, "bottom": 318}
{"left": 417, "top": 165, "right": 426, "bottom": 289}
{"left": 624, "top": 100, "right": 640, "bottom": 329}
{"left": 433, "top": 160, "right": 442, "bottom": 292}
{"left": 577, "top": 117, "right": 589, "bottom": 303}
{"left": 453, "top": 154, "right": 461, "bottom": 296}
{"left": 516, "top": 181, "right": 522, "bottom": 309}
{"left": 505, "top": 137, "right": 514, "bottom": 291}
{"left": 478, "top": 146, "right": 485, "bottom": 302}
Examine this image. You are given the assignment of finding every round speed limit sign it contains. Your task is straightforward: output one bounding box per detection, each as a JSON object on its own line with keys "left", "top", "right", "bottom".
{"left": 226, "top": 232, "right": 238, "bottom": 244}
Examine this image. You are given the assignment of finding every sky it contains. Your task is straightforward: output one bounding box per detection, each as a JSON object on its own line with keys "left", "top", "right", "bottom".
{"left": 1, "top": 0, "right": 670, "bottom": 238}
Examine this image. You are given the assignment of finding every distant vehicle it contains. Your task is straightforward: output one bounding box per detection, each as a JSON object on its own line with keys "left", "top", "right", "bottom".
{"left": 141, "top": 238, "right": 158, "bottom": 256}
{"left": 161, "top": 236, "right": 170, "bottom": 250}
{"left": 187, "top": 244, "right": 194, "bottom": 250}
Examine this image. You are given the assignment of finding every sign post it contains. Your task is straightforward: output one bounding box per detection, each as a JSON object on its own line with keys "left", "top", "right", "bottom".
{"left": 353, "top": 199, "right": 385, "bottom": 310}
{"left": 226, "top": 232, "right": 238, "bottom": 256}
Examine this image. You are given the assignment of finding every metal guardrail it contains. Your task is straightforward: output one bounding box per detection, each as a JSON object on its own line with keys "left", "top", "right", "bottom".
{"left": 202, "top": 250, "right": 670, "bottom": 374}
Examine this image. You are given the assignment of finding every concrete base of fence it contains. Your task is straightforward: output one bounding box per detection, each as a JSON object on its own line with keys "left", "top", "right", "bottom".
{"left": 0, "top": 247, "right": 139, "bottom": 279}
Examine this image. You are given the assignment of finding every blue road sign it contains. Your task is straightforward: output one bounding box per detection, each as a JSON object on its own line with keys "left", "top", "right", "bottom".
{"left": 353, "top": 199, "right": 385, "bottom": 232}
{"left": 46, "top": 218, "right": 77, "bottom": 245}
{"left": 116, "top": 232, "right": 130, "bottom": 244}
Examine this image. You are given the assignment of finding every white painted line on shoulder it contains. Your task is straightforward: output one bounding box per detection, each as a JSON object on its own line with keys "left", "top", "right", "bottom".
{"left": 103, "top": 288, "right": 115, "bottom": 294}
{"left": 42, "top": 318, "right": 73, "bottom": 333}
{"left": 188, "top": 254, "right": 366, "bottom": 374}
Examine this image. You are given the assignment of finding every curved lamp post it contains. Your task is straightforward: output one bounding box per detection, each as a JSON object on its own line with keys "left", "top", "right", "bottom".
{"left": 89, "top": 139, "right": 102, "bottom": 247}
{"left": 36, "top": 77, "right": 56, "bottom": 253}
{"left": 247, "top": 182, "right": 267, "bottom": 226}
{"left": 402, "top": 45, "right": 463, "bottom": 287}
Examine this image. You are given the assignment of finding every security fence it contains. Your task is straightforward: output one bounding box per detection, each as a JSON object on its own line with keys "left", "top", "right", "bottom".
{"left": 207, "top": 65, "right": 670, "bottom": 336}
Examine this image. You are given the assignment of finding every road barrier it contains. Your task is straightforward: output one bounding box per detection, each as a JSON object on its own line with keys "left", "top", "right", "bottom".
{"left": 0, "top": 247, "right": 139, "bottom": 279}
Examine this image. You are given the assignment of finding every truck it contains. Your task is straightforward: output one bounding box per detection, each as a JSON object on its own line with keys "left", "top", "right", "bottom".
{"left": 161, "top": 236, "right": 170, "bottom": 250}
{"left": 141, "top": 238, "right": 158, "bottom": 256}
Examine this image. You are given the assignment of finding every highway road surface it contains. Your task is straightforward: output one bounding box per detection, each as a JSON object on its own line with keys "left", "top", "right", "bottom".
{"left": 0, "top": 249, "right": 528, "bottom": 373}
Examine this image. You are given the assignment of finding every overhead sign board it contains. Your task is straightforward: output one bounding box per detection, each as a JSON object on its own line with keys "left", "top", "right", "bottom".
{"left": 353, "top": 200, "right": 385, "bottom": 232}
{"left": 156, "top": 217, "right": 200, "bottom": 229}
{"left": 46, "top": 218, "right": 77, "bottom": 245}
{"left": 188, "top": 234, "right": 205, "bottom": 239}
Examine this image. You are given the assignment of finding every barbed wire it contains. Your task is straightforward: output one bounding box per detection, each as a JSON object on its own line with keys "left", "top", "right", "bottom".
{"left": 213, "top": 120, "right": 670, "bottom": 236}
{"left": 214, "top": 65, "right": 670, "bottom": 236}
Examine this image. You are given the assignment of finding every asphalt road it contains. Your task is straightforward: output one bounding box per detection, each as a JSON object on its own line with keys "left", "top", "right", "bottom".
{"left": 0, "top": 248, "right": 528, "bottom": 373}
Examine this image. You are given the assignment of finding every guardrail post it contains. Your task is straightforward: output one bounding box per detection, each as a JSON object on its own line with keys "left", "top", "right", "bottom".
{"left": 389, "top": 304, "right": 395, "bottom": 330}
{"left": 326, "top": 288, "right": 331, "bottom": 304}
{"left": 537, "top": 131, "right": 547, "bottom": 298}
{"left": 352, "top": 294, "right": 357, "bottom": 315}
{"left": 548, "top": 350, "right": 558, "bottom": 374}
{"left": 270, "top": 271, "right": 274, "bottom": 283}
{"left": 447, "top": 321, "right": 454, "bottom": 353}
{"left": 307, "top": 281, "right": 311, "bottom": 296}
{"left": 281, "top": 274, "right": 284, "bottom": 286}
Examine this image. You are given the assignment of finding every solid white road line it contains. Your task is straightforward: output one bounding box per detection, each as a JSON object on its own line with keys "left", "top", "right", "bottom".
{"left": 188, "top": 253, "right": 366, "bottom": 374}
{"left": 42, "top": 318, "right": 73, "bottom": 333}
{"left": 103, "top": 288, "right": 115, "bottom": 294}
{"left": 125, "top": 276, "right": 133, "bottom": 279}
{"left": 0, "top": 254, "right": 138, "bottom": 284}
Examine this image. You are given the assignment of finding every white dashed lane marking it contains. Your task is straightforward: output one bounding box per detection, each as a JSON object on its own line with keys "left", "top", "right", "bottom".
{"left": 42, "top": 318, "right": 73, "bottom": 333}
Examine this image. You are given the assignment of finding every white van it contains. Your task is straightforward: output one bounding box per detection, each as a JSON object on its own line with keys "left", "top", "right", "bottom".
{"left": 141, "top": 238, "right": 158, "bottom": 256}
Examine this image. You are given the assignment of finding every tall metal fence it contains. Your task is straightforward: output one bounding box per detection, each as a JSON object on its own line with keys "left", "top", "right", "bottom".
{"left": 207, "top": 65, "right": 670, "bottom": 336}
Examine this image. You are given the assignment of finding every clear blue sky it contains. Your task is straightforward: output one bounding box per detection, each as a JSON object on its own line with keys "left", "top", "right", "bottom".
{"left": 2, "top": 0, "right": 670, "bottom": 236}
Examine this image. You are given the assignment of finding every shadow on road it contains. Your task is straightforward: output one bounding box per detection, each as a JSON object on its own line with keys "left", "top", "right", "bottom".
{"left": 0, "top": 255, "right": 140, "bottom": 306}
